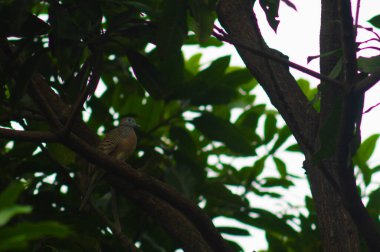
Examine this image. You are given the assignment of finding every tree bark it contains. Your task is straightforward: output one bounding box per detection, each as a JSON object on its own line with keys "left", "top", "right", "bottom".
{"left": 217, "top": 0, "right": 380, "bottom": 250}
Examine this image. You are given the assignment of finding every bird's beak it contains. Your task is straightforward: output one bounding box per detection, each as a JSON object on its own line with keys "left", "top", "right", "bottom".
{"left": 134, "top": 123, "right": 141, "bottom": 128}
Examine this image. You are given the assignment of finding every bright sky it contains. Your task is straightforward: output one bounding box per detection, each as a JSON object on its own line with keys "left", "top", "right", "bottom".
{"left": 184, "top": 1, "right": 380, "bottom": 251}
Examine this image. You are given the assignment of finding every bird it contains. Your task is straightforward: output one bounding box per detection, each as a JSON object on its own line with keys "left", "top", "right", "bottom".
{"left": 80, "top": 117, "right": 140, "bottom": 210}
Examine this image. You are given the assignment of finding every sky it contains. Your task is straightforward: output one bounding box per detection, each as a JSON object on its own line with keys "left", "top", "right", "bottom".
{"left": 184, "top": 1, "right": 380, "bottom": 251}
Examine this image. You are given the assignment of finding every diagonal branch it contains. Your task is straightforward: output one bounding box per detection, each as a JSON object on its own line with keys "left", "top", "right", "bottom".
{"left": 26, "top": 72, "right": 232, "bottom": 252}
{"left": 353, "top": 68, "right": 380, "bottom": 93}
{"left": 60, "top": 132, "right": 232, "bottom": 252}
{"left": 61, "top": 51, "right": 103, "bottom": 134}
{"left": 216, "top": 0, "right": 319, "bottom": 153}
{"left": 213, "top": 27, "right": 345, "bottom": 88}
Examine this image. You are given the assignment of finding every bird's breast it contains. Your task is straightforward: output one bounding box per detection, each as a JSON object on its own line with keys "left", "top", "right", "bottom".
{"left": 112, "top": 130, "right": 137, "bottom": 161}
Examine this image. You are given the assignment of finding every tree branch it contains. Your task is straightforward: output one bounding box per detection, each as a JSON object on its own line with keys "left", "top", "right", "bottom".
{"left": 216, "top": 0, "right": 319, "bottom": 153}
{"left": 213, "top": 27, "right": 345, "bottom": 88}
{"left": 109, "top": 177, "right": 213, "bottom": 252}
{"left": 0, "top": 127, "right": 56, "bottom": 142}
{"left": 353, "top": 68, "right": 380, "bottom": 93}
{"left": 60, "top": 132, "right": 232, "bottom": 252}
{"left": 61, "top": 51, "right": 103, "bottom": 134}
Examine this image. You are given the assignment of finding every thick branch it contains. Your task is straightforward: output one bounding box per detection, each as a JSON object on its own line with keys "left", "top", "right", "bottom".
{"left": 61, "top": 132, "right": 232, "bottom": 252}
{"left": 216, "top": 0, "right": 319, "bottom": 153}
{"left": 0, "top": 128, "right": 56, "bottom": 142}
{"left": 109, "top": 177, "right": 212, "bottom": 252}
{"left": 27, "top": 74, "right": 232, "bottom": 252}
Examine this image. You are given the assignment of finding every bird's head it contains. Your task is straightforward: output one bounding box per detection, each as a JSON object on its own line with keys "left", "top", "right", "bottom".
{"left": 120, "top": 117, "right": 140, "bottom": 128}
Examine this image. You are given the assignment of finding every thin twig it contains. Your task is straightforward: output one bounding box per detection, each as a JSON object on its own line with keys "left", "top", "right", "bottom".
{"left": 61, "top": 52, "right": 103, "bottom": 134}
{"left": 213, "top": 26, "right": 345, "bottom": 88}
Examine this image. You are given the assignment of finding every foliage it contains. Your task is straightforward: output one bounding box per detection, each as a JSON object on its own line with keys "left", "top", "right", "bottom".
{"left": 0, "top": 182, "right": 70, "bottom": 251}
{"left": 0, "top": 0, "right": 380, "bottom": 251}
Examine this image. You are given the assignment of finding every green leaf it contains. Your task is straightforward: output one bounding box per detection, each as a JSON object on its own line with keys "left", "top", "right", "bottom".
{"left": 236, "top": 105, "right": 266, "bottom": 131}
{"left": 218, "top": 226, "right": 250, "bottom": 236}
{"left": 193, "top": 113, "right": 255, "bottom": 155}
{"left": 286, "top": 143, "right": 301, "bottom": 152}
{"left": 367, "top": 188, "right": 380, "bottom": 216}
{"left": 244, "top": 155, "right": 268, "bottom": 186}
{"left": 259, "top": 0, "right": 280, "bottom": 32}
{"left": 358, "top": 56, "right": 380, "bottom": 74}
{"left": 273, "top": 156, "right": 287, "bottom": 178}
{"left": 126, "top": 50, "right": 164, "bottom": 98}
{"left": 170, "top": 126, "right": 197, "bottom": 157}
{"left": 47, "top": 143, "right": 76, "bottom": 166}
{"left": 200, "top": 180, "right": 248, "bottom": 207}
{"left": 0, "top": 182, "right": 24, "bottom": 209}
{"left": 368, "top": 15, "right": 380, "bottom": 29}
{"left": 264, "top": 113, "right": 277, "bottom": 143}
{"left": 235, "top": 208, "right": 298, "bottom": 238}
{"left": 156, "top": 0, "right": 186, "bottom": 91}
{"left": 0, "top": 222, "right": 70, "bottom": 251}
{"left": 185, "top": 53, "right": 202, "bottom": 74}
{"left": 355, "top": 134, "right": 379, "bottom": 165}
{"left": 0, "top": 205, "right": 32, "bottom": 227}
{"left": 261, "top": 177, "right": 293, "bottom": 188}
{"left": 270, "top": 126, "right": 291, "bottom": 153}
{"left": 188, "top": 0, "right": 216, "bottom": 42}
{"left": 0, "top": 7, "right": 50, "bottom": 37}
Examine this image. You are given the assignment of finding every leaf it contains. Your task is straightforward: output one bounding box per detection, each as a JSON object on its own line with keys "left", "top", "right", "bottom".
{"left": 193, "top": 113, "right": 255, "bottom": 155}
{"left": 244, "top": 155, "right": 268, "bottom": 186}
{"left": 0, "top": 205, "right": 32, "bottom": 227}
{"left": 367, "top": 188, "right": 380, "bottom": 216}
{"left": 355, "top": 134, "right": 379, "bottom": 165}
{"left": 261, "top": 177, "right": 293, "bottom": 188}
{"left": 188, "top": 0, "right": 216, "bottom": 42}
{"left": 368, "top": 15, "right": 380, "bottom": 29}
{"left": 218, "top": 226, "right": 250, "bottom": 236}
{"left": 0, "top": 7, "right": 50, "bottom": 37}
{"left": 236, "top": 105, "right": 266, "bottom": 131}
{"left": 259, "top": 0, "right": 280, "bottom": 32}
{"left": 235, "top": 208, "right": 298, "bottom": 238}
{"left": 185, "top": 53, "right": 202, "bottom": 74}
{"left": 264, "top": 113, "right": 277, "bottom": 143}
{"left": 281, "top": 0, "right": 297, "bottom": 11}
{"left": 270, "top": 126, "right": 291, "bottom": 153}
{"left": 358, "top": 55, "right": 380, "bottom": 74}
{"left": 0, "top": 222, "right": 70, "bottom": 251}
{"left": 156, "top": 0, "right": 186, "bottom": 92}
{"left": 286, "top": 143, "right": 301, "bottom": 152}
{"left": 47, "top": 143, "right": 76, "bottom": 166}
{"left": 126, "top": 50, "right": 164, "bottom": 98}
{"left": 273, "top": 156, "right": 287, "bottom": 177}
{"left": 170, "top": 126, "right": 197, "bottom": 157}
{"left": 0, "top": 182, "right": 24, "bottom": 209}
{"left": 200, "top": 180, "right": 248, "bottom": 207}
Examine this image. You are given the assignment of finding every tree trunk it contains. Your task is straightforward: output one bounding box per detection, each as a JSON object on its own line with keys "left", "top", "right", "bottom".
{"left": 217, "top": 0, "right": 380, "bottom": 250}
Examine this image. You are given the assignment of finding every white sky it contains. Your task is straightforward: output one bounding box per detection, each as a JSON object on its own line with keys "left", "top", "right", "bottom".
{"left": 184, "top": 1, "right": 380, "bottom": 251}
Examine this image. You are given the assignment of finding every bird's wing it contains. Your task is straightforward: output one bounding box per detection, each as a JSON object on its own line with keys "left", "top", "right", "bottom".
{"left": 97, "top": 128, "right": 121, "bottom": 155}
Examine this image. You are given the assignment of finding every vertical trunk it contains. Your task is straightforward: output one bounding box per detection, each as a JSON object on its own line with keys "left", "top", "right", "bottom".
{"left": 310, "top": 0, "right": 361, "bottom": 251}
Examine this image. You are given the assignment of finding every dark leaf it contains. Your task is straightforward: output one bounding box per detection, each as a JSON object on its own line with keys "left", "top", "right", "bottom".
{"left": 218, "top": 226, "right": 250, "bottom": 236}
{"left": 358, "top": 55, "right": 380, "bottom": 74}
{"left": 264, "top": 113, "right": 277, "bottom": 143}
{"left": 193, "top": 113, "right": 255, "bottom": 155}
{"left": 368, "top": 15, "right": 380, "bottom": 29}
{"left": 259, "top": 0, "right": 280, "bottom": 32}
